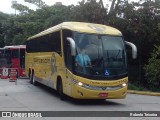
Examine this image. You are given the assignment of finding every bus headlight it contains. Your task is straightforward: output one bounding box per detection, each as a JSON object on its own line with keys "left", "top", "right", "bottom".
{"left": 72, "top": 79, "right": 83, "bottom": 86}
{"left": 78, "top": 82, "right": 83, "bottom": 86}
{"left": 122, "top": 83, "right": 127, "bottom": 87}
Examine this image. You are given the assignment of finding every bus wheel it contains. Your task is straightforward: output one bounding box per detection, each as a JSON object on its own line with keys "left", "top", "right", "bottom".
{"left": 30, "top": 73, "right": 33, "bottom": 84}
{"left": 28, "top": 70, "right": 31, "bottom": 79}
{"left": 33, "top": 74, "right": 38, "bottom": 86}
{"left": 57, "top": 80, "right": 66, "bottom": 100}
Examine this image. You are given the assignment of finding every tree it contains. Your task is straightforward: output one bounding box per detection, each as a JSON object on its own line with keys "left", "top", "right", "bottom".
{"left": 24, "top": 0, "right": 47, "bottom": 8}
{"left": 40, "top": 5, "right": 73, "bottom": 28}
{"left": 144, "top": 45, "right": 160, "bottom": 87}
{"left": 2, "top": 2, "right": 73, "bottom": 45}
{"left": 99, "top": 0, "right": 105, "bottom": 9}
{"left": 0, "top": 12, "right": 10, "bottom": 47}
{"left": 11, "top": 0, "right": 32, "bottom": 14}
{"left": 71, "top": 0, "right": 108, "bottom": 24}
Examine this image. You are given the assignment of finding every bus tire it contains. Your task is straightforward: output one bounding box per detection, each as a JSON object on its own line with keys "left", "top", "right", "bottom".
{"left": 28, "top": 69, "right": 31, "bottom": 79}
{"left": 57, "top": 79, "right": 66, "bottom": 100}
{"left": 30, "top": 73, "right": 33, "bottom": 84}
{"left": 33, "top": 73, "right": 38, "bottom": 86}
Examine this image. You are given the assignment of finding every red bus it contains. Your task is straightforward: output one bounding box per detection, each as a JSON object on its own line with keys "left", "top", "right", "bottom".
{"left": 0, "top": 45, "right": 26, "bottom": 78}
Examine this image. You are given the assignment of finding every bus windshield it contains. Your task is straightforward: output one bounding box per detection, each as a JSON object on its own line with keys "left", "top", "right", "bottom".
{"left": 74, "top": 33, "right": 127, "bottom": 80}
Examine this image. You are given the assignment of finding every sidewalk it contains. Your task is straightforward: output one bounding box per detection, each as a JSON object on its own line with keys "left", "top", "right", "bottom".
{"left": 128, "top": 90, "right": 160, "bottom": 96}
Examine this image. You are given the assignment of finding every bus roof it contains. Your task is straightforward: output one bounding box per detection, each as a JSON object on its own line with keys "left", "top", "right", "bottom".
{"left": 4, "top": 45, "right": 26, "bottom": 49}
{"left": 28, "top": 22, "right": 122, "bottom": 40}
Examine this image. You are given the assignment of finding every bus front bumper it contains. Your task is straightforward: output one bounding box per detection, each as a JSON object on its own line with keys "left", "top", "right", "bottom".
{"left": 71, "top": 84, "right": 127, "bottom": 99}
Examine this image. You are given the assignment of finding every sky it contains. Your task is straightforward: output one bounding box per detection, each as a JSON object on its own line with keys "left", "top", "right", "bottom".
{"left": 0, "top": 0, "right": 138, "bottom": 14}
{"left": 0, "top": 0, "right": 81, "bottom": 14}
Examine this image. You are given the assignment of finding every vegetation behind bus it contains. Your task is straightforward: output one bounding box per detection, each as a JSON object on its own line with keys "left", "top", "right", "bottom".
{"left": 0, "top": 0, "right": 160, "bottom": 91}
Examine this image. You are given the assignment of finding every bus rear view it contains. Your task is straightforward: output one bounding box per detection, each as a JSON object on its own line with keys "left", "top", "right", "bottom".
{"left": 2, "top": 45, "right": 26, "bottom": 78}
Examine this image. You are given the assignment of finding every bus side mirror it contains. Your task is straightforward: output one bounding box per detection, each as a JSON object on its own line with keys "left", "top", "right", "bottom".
{"left": 67, "top": 37, "right": 76, "bottom": 56}
{"left": 125, "top": 41, "right": 137, "bottom": 59}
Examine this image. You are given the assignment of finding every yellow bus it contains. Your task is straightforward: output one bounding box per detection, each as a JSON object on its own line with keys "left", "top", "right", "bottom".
{"left": 25, "top": 22, "right": 137, "bottom": 100}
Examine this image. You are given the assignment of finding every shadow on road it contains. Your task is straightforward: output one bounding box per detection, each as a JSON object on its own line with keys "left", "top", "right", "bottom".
{"left": 70, "top": 99, "right": 124, "bottom": 106}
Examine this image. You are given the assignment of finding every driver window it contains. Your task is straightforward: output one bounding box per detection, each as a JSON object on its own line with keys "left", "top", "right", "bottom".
{"left": 62, "top": 29, "right": 73, "bottom": 71}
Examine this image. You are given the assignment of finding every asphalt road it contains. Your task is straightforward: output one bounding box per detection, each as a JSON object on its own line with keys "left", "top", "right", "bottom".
{"left": 0, "top": 78, "right": 159, "bottom": 120}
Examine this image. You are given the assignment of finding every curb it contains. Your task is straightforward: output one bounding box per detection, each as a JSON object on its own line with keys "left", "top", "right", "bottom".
{"left": 128, "top": 90, "right": 160, "bottom": 96}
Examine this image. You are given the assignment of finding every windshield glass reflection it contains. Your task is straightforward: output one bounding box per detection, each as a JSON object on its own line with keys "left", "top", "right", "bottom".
{"left": 74, "top": 33, "right": 127, "bottom": 79}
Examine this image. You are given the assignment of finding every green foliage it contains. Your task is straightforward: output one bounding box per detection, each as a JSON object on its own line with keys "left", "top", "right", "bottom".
{"left": 144, "top": 45, "right": 160, "bottom": 86}
{"left": 71, "top": 0, "right": 107, "bottom": 24}
{"left": 41, "top": 5, "right": 73, "bottom": 28}
{"left": 128, "top": 83, "right": 147, "bottom": 91}
{"left": 0, "top": 12, "right": 9, "bottom": 47}
{"left": 11, "top": 1, "right": 32, "bottom": 14}
{"left": 24, "top": 0, "right": 47, "bottom": 8}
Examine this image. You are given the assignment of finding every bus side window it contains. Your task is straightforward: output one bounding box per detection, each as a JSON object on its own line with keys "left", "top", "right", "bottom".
{"left": 26, "top": 31, "right": 61, "bottom": 55}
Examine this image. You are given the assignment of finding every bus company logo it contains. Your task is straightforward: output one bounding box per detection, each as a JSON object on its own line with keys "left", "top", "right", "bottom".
{"left": 90, "top": 81, "right": 111, "bottom": 86}
{"left": 88, "top": 24, "right": 106, "bottom": 32}
{"left": 34, "top": 58, "right": 50, "bottom": 63}
{"left": 90, "top": 79, "right": 127, "bottom": 86}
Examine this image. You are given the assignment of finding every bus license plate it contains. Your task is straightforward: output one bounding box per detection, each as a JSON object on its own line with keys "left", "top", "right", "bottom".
{"left": 99, "top": 93, "right": 108, "bottom": 97}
